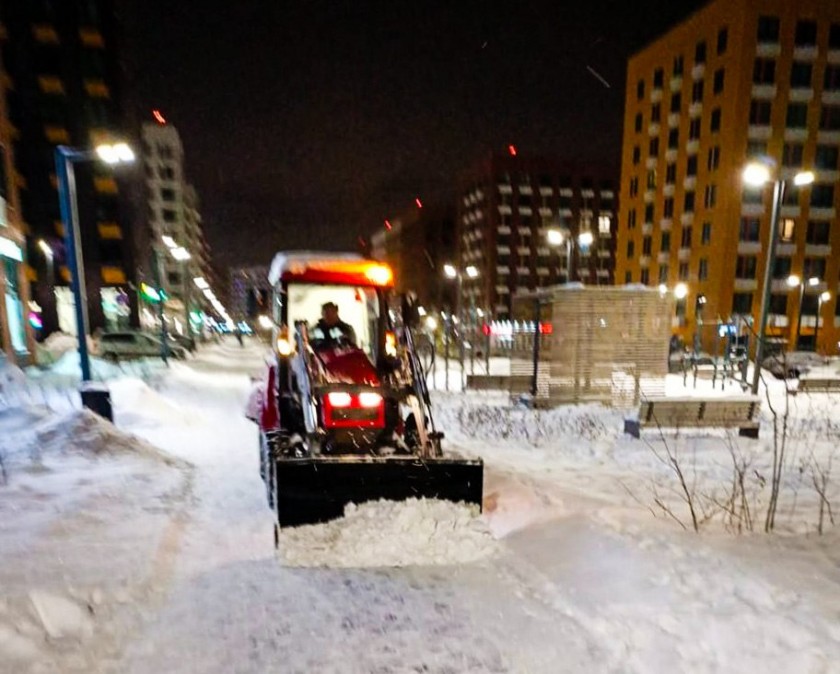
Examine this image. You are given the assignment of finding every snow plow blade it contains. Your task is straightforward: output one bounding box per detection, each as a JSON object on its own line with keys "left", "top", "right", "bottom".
{"left": 274, "top": 456, "right": 484, "bottom": 528}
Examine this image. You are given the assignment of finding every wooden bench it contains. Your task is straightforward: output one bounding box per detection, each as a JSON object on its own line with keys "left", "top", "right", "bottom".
{"left": 796, "top": 377, "right": 840, "bottom": 393}
{"left": 624, "top": 396, "right": 761, "bottom": 439}
{"left": 466, "top": 374, "right": 532, "bottom": 393}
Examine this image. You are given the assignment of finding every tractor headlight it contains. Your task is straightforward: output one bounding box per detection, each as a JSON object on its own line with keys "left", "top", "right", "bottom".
{"left": 275, "top": 326, "right": 295, "bottom": 356}
{"left": 385, "top": 331, "right": 397, "bottom": 358}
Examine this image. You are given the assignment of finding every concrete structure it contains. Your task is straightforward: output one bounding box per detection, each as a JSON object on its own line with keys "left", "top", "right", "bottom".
{"left": 617, "top": 0, "right": 840, "bottom": 353}
{"left": 458, "top": 153, "right": 617, "bottom": 320}
{"left": 369, "top": 202, "right": 456, "bottom": 312}
{"left": 0, "top": 0, "right": 139, "bottom": 336}
{"left": 140, "top": 119, "right": 211, "bottom": 337}
{"left": 0, "top": 48, "right": 35, "bottom": 363}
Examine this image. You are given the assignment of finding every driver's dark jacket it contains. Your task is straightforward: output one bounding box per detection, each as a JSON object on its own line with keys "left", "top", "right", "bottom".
{"left": 312, "top": 319, "right": 356, "bottom": 347}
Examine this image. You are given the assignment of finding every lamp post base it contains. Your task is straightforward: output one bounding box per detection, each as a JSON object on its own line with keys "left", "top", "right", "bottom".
{"left": 79, "top": 382, "right": 113, "bottom": 422}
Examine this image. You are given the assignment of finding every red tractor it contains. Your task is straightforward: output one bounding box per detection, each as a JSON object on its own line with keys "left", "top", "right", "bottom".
{"left": 248, "top": 252, "right": 483, "bottom": 537}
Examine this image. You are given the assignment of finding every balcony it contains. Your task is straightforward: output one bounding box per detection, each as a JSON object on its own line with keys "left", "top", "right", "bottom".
{"left": 741, "top": 203, "right": 765, "bottom": 217}
{"left": 665, "top": 148, "right": 678, "bottom": 162}
{"left": 648, "top": 123, "right": 660, "bottom": 136}
{"left": 769, "top": 314, "right": 790, "bottom": 328}
{"left": 691, "top": 63, "right": 705, "bottom": 80}
{"left": 805, "top": 244, "right": 831, "bottom": 256}
{"left": 639, "top": 255, "right": 651, "bottom": 267}
{"left": 518, "top": 185, "right": 533, "bottom": 195}
{"left": 646, "top": 157, "right": 658, "bottom": 170}
{"left": 789, "top": 88, "right": 814, "bottom": 103}
{"left": 517, "top": 226, "right": 531, "bottom": 236}
{"left": 642, "top": 222, "right": 653, "bottom": 235}
{"left": 598, "top": 249, "right": 611, "bottom": 259}
{"left": 680, "top": 212, "right": 695, "bottom": 225}
{"left": 517, "top": 246, "right": 530, "bottom": 255}
{"left": 657, "top": 251, "right": 670, "bottom": 264}
{"left": 518, "top": 206, "right": 533, "bottom": 216}
{"left": 689, "top": 102, "right": 702, "bottom": 118}
{"left": 644, "top": 190, "right": 655, "bottom": 203}
{"left": 683, "top": 176, "right": 697, "bottom": 191}
{"left": 751, "top": 84, "right": 777, "bottom": 99}
{"left": 737, "top": 241, "right": 761, "bottom": 255}
{"left": 734, "top": 279, "right": 758, "bottom": 291}
{"left": 498, "top": 183, "right": 513, "bottom": 194}
{"left": 780, "top": 205, "right": 801, "bottom": 218}
{"left": 810, "top": 207, "right": 836, "bottom": 220}
{"left": 748, "top": 125, "right": 772, "bottom": 140}
{"left": 650, "top": 88, "right": 663, "bottom": 103}
{"left": 670, "top": 75, "right": 683, "bottom": 92}
{"left": 817, "top": 131, "right": 840, "bottom": 144}
{"left": 660, "top": 218, "right": 673, "bottom": 231}
{"left": 597, "top": 269, "right": 610, "bottom": 278}
{"left": 663, "top": 183, "right": 675, "bottom": 197}
{"left": 685, "top": 140, "right": 700, "bottom": 155}
{"left": 793, "top": 46, "right": 818, "bottom": 61}
{"left": 775, "top": 242, "right": 796, "bottom": 256}
{"left": 497, "top": 225, "right": 511, "bottom": 235}
{"left": 498, "top": 205, "right": 512, "bottom": 215}
{"left": 667, "top": 112, "right": 680, "bottom": 128}
{"left": 756, "top": 42, "right": 781, "bottom": 57}
{"left": 538, "top": 206, "right": 552, "bottom": 217}
{"left": 784, "top": 128, "right": 809, "bottom": 142}
{"left": 678, "top": 247, "right": 691, "bottom": 261}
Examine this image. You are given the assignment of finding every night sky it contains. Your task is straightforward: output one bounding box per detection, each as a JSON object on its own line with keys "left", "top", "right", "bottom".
{"left": 124, "top": 0, "right": 706, "bottom": 270}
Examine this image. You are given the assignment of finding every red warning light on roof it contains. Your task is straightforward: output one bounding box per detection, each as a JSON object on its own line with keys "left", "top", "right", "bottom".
{"left": 384, "top": 219, "right": 392, "bottom": 230}
{"left": 152, "top": 109, "right": 167, "bottom": 125}
{"left": 415, "top": 197, "right": 423, "bottom": 208}
{"left": 508, "top": 144, "right": 517, "bottom": 156}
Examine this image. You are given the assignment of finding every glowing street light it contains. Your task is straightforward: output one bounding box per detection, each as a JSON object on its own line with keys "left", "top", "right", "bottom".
{"left": 674, "top": 283, "right": 689, "bottom": 300}
{"left": 578, "top": 230, "right": 594, "bottom": 247}
{"left": 443, "top": 263, "right": 457, "bottom": 279}
{"left": 742, "top": 162, "right": 771, "bottom": 187}
{"left": 546, "top": 228, "right": 565, "bottom": 246}
{"left": 193, "top": 277, "right": 209, "bottom": 290}
{"left": 161, "top": 235, "right": 177, "bottom": 248}
{"left": 170, "top": 246, "right": 191, "bottom": 261}
{"left": 465, "top": 265, "right": 479, "bottom": 279}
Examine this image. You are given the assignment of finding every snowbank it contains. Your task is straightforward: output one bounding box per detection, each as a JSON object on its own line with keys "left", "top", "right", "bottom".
{"left": 278, "top": 498, "right": 498, "bottom": 568}
{"left": 34, "top": 331, "right": 89, "bottom": 366}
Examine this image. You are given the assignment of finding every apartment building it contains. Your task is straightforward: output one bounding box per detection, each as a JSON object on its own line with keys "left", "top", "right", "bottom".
{"left": 617, "top": 0, "right": 840, "bottom": 353}
{"left": 0, "top": 48, "right": 35, "bottom": 362}
{"left": 458, "top": 153, "right": 617, "bottom": 319}
{"left": 0, "top": 0, "right": 138, "bottom": 336}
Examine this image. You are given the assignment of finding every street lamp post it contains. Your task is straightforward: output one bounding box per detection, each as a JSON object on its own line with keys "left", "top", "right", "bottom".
{"left": 38, "top": 239, "right": 54, "bottom": 288}
{"left": 815, "top": 291, "right": 831, "bottom": 353}
{"left": 791, "top": 274, "right": 819, "bottom": 350}
{"left": 55, "top": 142, "right": 134, "bottom": 387}
{"left": 742, "top": 163, "right": 815, "bottom": 395}
{"left": 444, "top": 263, "right": 478, "bottom": 390}
{"left": 546, "top": 227, "right": 593, "bottom": 283}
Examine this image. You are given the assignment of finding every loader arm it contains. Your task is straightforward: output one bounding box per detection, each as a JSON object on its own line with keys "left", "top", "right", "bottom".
{"left": 404, "top": 325, "right": 441, "bottom": 458}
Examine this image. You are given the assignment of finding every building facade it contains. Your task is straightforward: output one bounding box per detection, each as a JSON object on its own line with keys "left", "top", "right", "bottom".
{"left": 458, "top": 153, "right": 617, "bottom": 320}
{"left": 0, "top": 0, "right": 138, "bottom": 337}
{"left": 369, "top": 202, "right": 456, "bottom": 312}
{"left": 140, "top": 120, "right": 211, "bottom": 338}
{"left": 0, "top": 48, "right": 35, "bottom": 362}
{"left": 617, "top": 0, "right": 840, "bottom": 353}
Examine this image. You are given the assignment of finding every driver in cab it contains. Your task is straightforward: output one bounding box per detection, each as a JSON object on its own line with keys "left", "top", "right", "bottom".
{"left": 312, "top": 302, "right": 356, "bottom": 348}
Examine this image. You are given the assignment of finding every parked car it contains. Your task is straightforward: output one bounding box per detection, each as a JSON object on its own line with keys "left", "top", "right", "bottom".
{"left": 761, "top": 351, "right": 829, "bottom": 379}
{"left": 99, "top": 331, "right": 187, "bottom": 362}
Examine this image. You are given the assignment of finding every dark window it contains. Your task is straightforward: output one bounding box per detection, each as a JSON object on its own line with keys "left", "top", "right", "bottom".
{"left": 640, "top": 269, "right": 650, "bottom": 285}
{"left": 633, "top": 146, "right": 641, "bottom": 164}
{"left": 670, "top": 93, "right": 682, "bottom": 113}
{"left": 804, "top": 257, "right": 826, "bottom": 280}
{"left": 806, "top": 220, "right": 830, "bottom": 245}
{"left": 649, "top": 137, "right": 659, "bottom": 156}
{"left": 831, "top": 24, "right": 840, "bottom": 49}
{"left": 651, "top": 103, "right": 661, "bottom": 122}
{"left": 811, "top": 185, "right": 835, "bottom": 208}
{"left": 733, "top": 293, "right": 753, "bottom": 314}
{"left": 635, "top": 113, "right": 643, "bottom": 132}
{"left": 710, "top": 108, "right": 721, "bottom": 132}
{"left": 820, "top": 105, "right": 840, "bottom": 130}
{"left": 637, "top": 79, "right": 645, "bottom": 100}
{"left": 661, "top": 231, "right": 671, "bottom": 252}
{"left": 647, "top": 169, "right": 657, "bottom": 189}
{"left": 625, "top": 271, "right": 632, "bottom": 283}
{"left": 629, "top": 177, "right": 639, "bottom": 197}
{"left": 801, "top": 294, "right": 819, "bottom": 317}
{"left": 704, "top": 184, "right": 717, "bottom": 208}
{"left": 628, "top": 209, "right": 637, "bottom": 229}
{"left": 701, "top": 221, "right": 711, "bottom": 245}
{"left": 753, "top": 58, "right": 776, "bottom": 84}
{"left": 653, "top": 68, "right": 664, "bottom": 88}
{"left": 739, "top": 217, "right": 761, "bottom": 242}
{"left": 757, "top": 16, "right": 780, "bottom": 43}
{"left": 795, "top": 20, "right": 817, "bottom": 46}
{"left": 713, "top": 68, "right": 725, "bottom": 94}
{"left": 687, "top": 155, "right": 698, "bottom": 176}
{"left": 707, "top": 146, "right": 720, "bottom": 170}
{"left": 689, "top": 118, "right": 701, "bottom": 140}
{"left": 162, "top": 209, "right": 177, "bottom": 222}
{"left": 743, "top": 186, "right": 763, "bottom": 205}
{"left": 692, "top": 80, "right": 704, "bottom": 102}
{"left": 160, "top": 188, "right": 175, "bottom": 201}
{"left": 790, "top": 62, "right": 812, "bottom": 88}
{"left": 659, "top": 265, "right": 669, "bottom": 283}
{"left": 736, "top": 257, "right": 756, "bottom": 282}
{"left": 773, "top": 257, "right": 792, "bottom": 280}
{"left": 717, "top": 27, "right": 728, "bottom": 54}
{"left": 98, "top": 241, "right": 122, "bottom": 264}
{"left": 664, "top": 197, "right": 674, "bottom": 218}
{"left": 668, "top": 128, "right": 679, "bottom": 149}
{"left": 642, "top": 236, "right": 652, "bottom": 255}
{"left": 782, "top": 143, "right": 804, "bottom": 167}
{"left": 749, "top": 100, "right": 772, "bottom": 125}
{"left": 679, "top": 262, "right": 690, "bottom": 281}
{"left": 769, "top": 294, "right": 788, "bottom": 314}
{"left": 673, "top": 56, "right": 684, "bottom": 76}
{"left": 695, "top": 41, "right": 707, "bottom": 64}
{"left": 825, "top": 66, "right": 840, "bottom": 91}
{"left": 815, "top": 145, "right": 839, "bottom": 170}
{"left": 681, "top": 226, "right": 692, "bottom": 248}
{"left": 684, "top": 191, "right": 695, "bottom": 212}
{"left": 645, "top": 203, "right": 654, "bottom": 223}
{"left": 699, "top": 258, "right": 708, "bottom": 280}
{"left": 666, "top": 163, "right": 677, "bottom": 183}
{"left": 747, "top": 140, "right": 767, "bottom": 158}
{"left": 786, "top": 103, "right": 809, "bottom": 128}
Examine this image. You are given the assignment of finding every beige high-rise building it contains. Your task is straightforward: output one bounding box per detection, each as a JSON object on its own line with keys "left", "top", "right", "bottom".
{"left": 617, "top": 0, "right": 840, "bottom": 353}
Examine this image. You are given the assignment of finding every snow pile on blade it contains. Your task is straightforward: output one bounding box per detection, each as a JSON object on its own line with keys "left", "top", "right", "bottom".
{"left": 277, "top": 498, "right": 498, "bottom": 568}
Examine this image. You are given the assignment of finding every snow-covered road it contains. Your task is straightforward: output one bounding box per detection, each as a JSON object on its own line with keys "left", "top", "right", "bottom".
{"left": 3, "top": 340, "right": 840, "bottom": 673}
